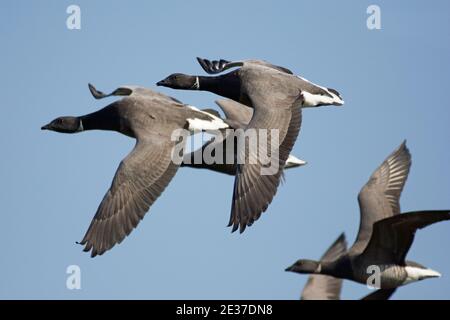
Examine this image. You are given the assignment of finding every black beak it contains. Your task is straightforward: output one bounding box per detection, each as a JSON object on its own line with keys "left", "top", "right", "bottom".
{"left": 285, "top": 265, "right": 295, "bottom": 272}
{"left": 41, "top": 124, "right": 51, "bottom": 130}
{"left": 156, "top": 80, "right": 166, "bottom": 86}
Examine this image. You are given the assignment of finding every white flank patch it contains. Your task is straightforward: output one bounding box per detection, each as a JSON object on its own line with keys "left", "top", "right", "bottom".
{"left": 186, "top": 105, "right": 229, "bottom": 132}
{"left": 285, "top": 155, "right": 307, "bottom": 168}
{"left": 77, "top": 120, "right": 84, "bottom": 132}
{"left": 301, "top": 91, "right": 344, "bottom": 108}
{"left": 297, "top": 75, "right": 344, "bottom": 107}
{"left": 403, "top": 266, "right": 441, "bottom": 285}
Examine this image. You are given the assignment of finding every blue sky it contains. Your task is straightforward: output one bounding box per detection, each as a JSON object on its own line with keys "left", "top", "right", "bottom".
{"left": 1, "top": 1, "right": 449, "bottom": 299}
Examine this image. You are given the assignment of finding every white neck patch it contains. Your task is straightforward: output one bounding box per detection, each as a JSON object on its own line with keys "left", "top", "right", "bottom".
{"left": 315, "top": 263, "right": 322, "bottom": 273}
{"left": 191, "top": 76, "right": 200, "bottom": 90}
{"left": 78, "top": 119, "right": 84, "bottom": 132}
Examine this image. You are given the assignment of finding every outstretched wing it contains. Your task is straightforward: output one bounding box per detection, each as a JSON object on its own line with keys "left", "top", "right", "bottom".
{"left": 197, "top": 57, "right": 293, "bottom": 75}
{"left": 360, "top": 211, "right": 450, "bottom": 265}
{"left": 88, "top": 83, "right": 132, "bottom": 99}
{"left": 79, "top": 134, "right": 181, "bottom": 257}
{"left": 229, "top": 84, "right": 303, "bottom": 232}
{"left": 88, "top": 83, "right": 184, "bottom": 104}
{"left": 301, "top": 233, "right": 347, "bottom": 300}
{"left": 350, "top": 141, "right": 411, "bottom": 254}
{"left": 361, "top": 288, "right": 396, "bottom": 300}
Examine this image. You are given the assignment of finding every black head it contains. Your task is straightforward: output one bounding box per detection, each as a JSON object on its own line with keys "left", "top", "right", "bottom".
{"left": 41, "top": 116, "right": 82, "bottom": 133}
{"left": 285, "top": 259, "right": 321, "bottom": 274}
{"left": 156, "top": 73, "right": 198, "bottom": 90}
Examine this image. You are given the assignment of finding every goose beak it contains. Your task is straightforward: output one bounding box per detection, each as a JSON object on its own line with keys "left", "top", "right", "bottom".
{"left": 41, "top": 124, "right": 51, "bottom": 130}
{"left": 285, "top": 265, "right": 295, "bottom": 272}
{"left": 156, "top": 80, "right": 165, "bottom": 86}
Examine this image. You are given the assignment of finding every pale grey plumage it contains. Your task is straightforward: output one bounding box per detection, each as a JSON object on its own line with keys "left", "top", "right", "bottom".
{"left": 350, "top": 141, "right": 411, "bottom": 255}
{"left": 48, "top": 84, "right": 226, "bottom": 257}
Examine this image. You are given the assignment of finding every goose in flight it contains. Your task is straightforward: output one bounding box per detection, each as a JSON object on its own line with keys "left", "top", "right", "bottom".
{"left": 42, "top": 84, "right": 229, "bottom": 257}
{"left": 286, "top": 141, "right": 450, "bottom": 289}
{"left": 182, "top": 99, "right": 306, "bottom": 175}
{"left": 157, "top": 57, "right": 343, "bottom": 233}
{"left": 298, "top": 233, "right": 396, "bottom": 300}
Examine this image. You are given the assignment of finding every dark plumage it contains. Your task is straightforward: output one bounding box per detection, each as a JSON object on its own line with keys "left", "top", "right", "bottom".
{"left": 286, "top": 141, "right": 450, "bottom": 289}
{"left": 42, "top": 84, "right": 228, "bottom": 257}
{"left": 299, "top": 233, "right": 396, "bottom": 300}
{"left": 157, "top": 57, "right": 343, "bottom": 233}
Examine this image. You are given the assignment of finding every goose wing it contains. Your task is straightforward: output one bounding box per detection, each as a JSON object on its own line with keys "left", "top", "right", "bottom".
{"left": 301, "top": 233, "right": 347, "bottom": 300}
{"left": 361, "top": 288, "right": 396, "bottom": 300}
{"left": 349, "top": 141, "right": 411, "bottom": 254}
{"left": 88, "top": 83, "right": 183, "bottom": 104}
{"left": 79, "top": 133, "right": 182, "bottom": 257}
{"left": 229, "top": 76, "right": 303, "bottom": 232}
{"left": 360, "top": 211, "right": 450, "bottom": 265}
{"left": 197, "top": 57, "right": 293, "bottom": 75}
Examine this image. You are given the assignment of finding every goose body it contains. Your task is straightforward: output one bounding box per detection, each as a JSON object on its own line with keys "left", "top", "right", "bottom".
{"left": 42, "top": 84, "right": 231, "bottom": 257}
{"left": 299, "top": 233, "right": 397, "bottom": 300}
{"left": 157, "top": 57, "right": 343, "bottom": 233}
{"left": 181, "top": 99, "right": 306, "bottom": 175}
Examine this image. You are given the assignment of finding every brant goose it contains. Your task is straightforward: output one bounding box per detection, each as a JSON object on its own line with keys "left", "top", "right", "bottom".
{"left": 157, "top": 58, "right": 343, "bottom": 233}
{"left": 182, "top": 99, "right": 306, "bottom": 175}
{"left": 286, "top": 141, "right": 450, "bottom": 289}
{"left": 300, "top": 233, "right": 396, "bottom": 300}
{"left": 42, "top": 84, "right": 229, "bottom": 257}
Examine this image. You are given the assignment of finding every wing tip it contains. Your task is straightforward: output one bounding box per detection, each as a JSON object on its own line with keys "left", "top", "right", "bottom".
{"left": 88, "top": 82, "right": 108, "bottom": 100}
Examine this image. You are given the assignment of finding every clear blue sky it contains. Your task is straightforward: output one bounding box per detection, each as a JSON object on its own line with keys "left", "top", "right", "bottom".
{"left": 1, "top": 1, "right": 449, "bottom": 299}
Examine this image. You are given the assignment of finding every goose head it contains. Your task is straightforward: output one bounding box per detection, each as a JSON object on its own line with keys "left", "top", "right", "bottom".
{"left": 285, "top": 259, "right": 322, "bottom": 274}
{"left": 41, "top": 116, "right": 83, "bottom": 133}
{"left": 157, "top": 73, "right": 199, "bottom": 90}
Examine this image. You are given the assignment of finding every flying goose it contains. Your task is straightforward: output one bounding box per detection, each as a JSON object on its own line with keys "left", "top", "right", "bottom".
{"left": 42, "top": 84, "right": 229, "bottom": 257}
{"left": 182, "top": 99, "right": 306, "bottom": 175}
{"left": 286, "top": 141, "right": 450, "bottom": 289}
{"left": 299, "top": 233, "right": 396, "bottom": 300}
{"left": 157, "top": 57, "right": 343, "bottom": 233}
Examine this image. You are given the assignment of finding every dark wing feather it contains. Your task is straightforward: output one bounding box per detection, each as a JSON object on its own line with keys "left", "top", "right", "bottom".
{"left": 301, "top": 233, "right": 347, "bottom": 300}
{"left": 88, "top": 83, "right": 132, "bottom": 99}
{"left": 79, "top": 136, "right": 180, "bottom": 257}
{"left": 361, "top": 288, "right": 396, "bottom": 300}
{"left": 196, "top": 57, "right": 293, "bottom": 75}
{"left": 350, "top": 141, "right": 411, "bottom": 254}
{"left": 197, "top": 57, "right": 243, "bottom": 74}
{"left": 229, "top": 92, "right": 303, "bottom": 233}
{"left": 360, "top": 210, "right": 450, "bottom": 265}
